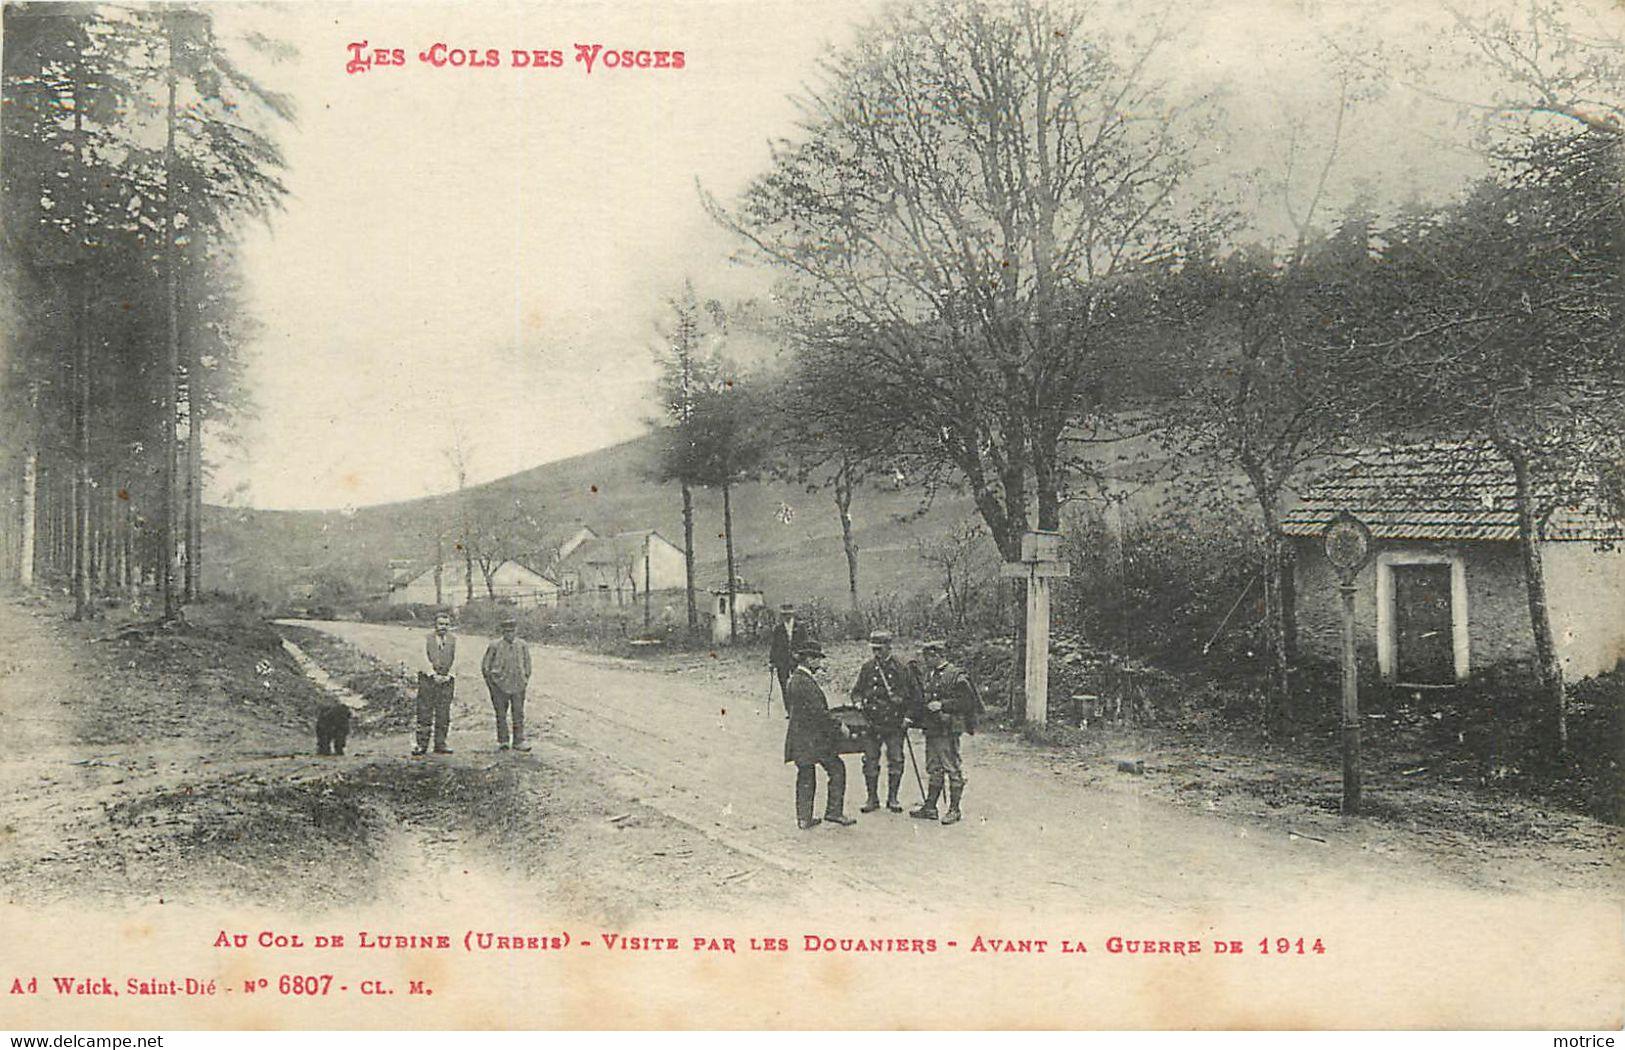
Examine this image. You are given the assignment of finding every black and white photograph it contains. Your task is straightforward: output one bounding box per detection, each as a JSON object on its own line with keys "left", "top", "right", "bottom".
{"left": 0, "top": 0, "right": 1621, "bottom": 1033}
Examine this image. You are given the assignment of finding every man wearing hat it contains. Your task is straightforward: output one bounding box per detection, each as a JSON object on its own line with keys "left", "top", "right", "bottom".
{"left": 850, "top": 629, "right": 917, "bottom": 813}
{"left": 415, "top": 610, "right": 457, "bottom": 756}
{"left": 481, "top": 615, "right": 533, "bottom": 752}
{"left": 912, "top": 640, "right": 975, "bottom": 825}
{"left": 767, "top": 603, "right": 807, "bottom": 707}
{"left": 783, "top": 639, "right": 856, "bottom": 830}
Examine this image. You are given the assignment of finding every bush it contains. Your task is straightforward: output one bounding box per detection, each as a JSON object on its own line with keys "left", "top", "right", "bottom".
{"left": 1055, "top": 503, "right": 1264, "bottom": 674}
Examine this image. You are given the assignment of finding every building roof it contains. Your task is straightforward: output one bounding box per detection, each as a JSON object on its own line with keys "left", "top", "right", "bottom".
{"left": 558, "top": 529, "right": 681, "bottom": 568}
{"left": 402, "top": 559, "right": 558, "bottom": 589}
{"left": 1280, "top": 441, "right": 1623, "bottom": 543}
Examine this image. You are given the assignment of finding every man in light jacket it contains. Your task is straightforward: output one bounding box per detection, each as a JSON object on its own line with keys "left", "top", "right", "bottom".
{"left": 482, "top": 616, "right": 533, "bottom": 752}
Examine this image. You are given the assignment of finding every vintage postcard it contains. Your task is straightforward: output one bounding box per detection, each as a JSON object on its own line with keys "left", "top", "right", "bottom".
{"left": 0, "top": 0, "right": 1621, "bottom": 1033}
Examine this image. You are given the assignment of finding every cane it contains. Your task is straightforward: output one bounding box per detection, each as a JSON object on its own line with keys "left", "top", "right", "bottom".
{"left": 903, "top": 727, "right": 927, "bottom": 801}
{"left": 766, "top": 669, "right": 775, "bottom": 715}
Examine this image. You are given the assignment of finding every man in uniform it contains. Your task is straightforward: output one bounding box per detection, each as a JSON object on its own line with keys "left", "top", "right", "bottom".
{"left": 482, "top": 616, "right": 533, "bottom": 752}
{"left": 767, "top": 602, "right": 807, "bottom": 711}
{"left": 850, "top": 629, "right": 915, "bottom": 813}
{"left": 911, "top": 639, "right": 974, "bottom": 825}
{"left": 783, "top": 639, "right": 856, "bottom": 830}
{"left": 415, "top": 611, "right": 457, "bottom": 756}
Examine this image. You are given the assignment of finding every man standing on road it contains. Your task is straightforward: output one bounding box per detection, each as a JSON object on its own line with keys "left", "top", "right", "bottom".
{"left": 784, "top": 640, "right": 856, "bottom": 830}
{"left": 767, "top": 602, "right": 806, "bottom": 711}
{"left": 482, "top": 615, "right": 532, "bottom": 752}
{"left": 911, "top": 640, "right": 975, "bottom": 825}
{"left": 415, "top": 611, "right": 457, "bottom": 757}
{"left": 850, "top": 629, "right": 915, "bottom": 814}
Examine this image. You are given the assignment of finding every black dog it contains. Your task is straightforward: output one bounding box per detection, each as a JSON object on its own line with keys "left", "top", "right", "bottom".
{"left": 316, "top": 701, "right": 352, "bottom": 756}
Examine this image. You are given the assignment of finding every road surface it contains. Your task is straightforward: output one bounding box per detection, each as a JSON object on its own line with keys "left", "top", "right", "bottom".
{"left": 295, "top": 619, "right": 1563, "bottom": 923}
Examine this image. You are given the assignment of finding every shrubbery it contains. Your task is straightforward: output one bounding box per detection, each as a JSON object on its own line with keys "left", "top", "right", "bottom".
{"left": 1056, "top": 503, "right": 1266, "bottom": 675}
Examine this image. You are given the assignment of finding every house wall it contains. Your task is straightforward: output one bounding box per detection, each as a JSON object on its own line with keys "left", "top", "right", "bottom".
{"left": 390, "top": 562, "right": 558, "bottom": 609}
{"left": 1293, "top": 538, "right": 1537, "bottom": 681}
{"left": 645, "top": 538, "right": 688, "bottom": 591}
{"left": 1542, "top": 542, "right": 1625, "bottom": 679}
{"left": 391, "top": 576, "right": 444, "bottom": 607}
{"left": 560, "top": 536, "right": 688, "bottom": 605}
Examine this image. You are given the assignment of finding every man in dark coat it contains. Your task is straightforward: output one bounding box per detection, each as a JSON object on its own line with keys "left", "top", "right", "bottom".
{"left": 767, "top": 603, "right": 807, "bottom": 710}
{"left": 911, "top": 640, "right": 976, "bottom": 825}
{"left": 783, "top": 640, "right": 856, "bottom": 830}
{"left": 850, "top": 629, "right": 916, "bottom": 813}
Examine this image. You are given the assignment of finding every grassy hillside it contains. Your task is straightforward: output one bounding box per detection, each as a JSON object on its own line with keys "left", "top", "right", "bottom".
{"left": 205, "top": 432, "right": 994, "bottom": 611}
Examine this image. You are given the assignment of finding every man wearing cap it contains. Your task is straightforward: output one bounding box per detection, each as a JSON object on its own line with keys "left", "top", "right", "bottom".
{"left": 767, "top": 603, "right": 807, "bottom": 708}
{"left": 912, "top": 640, "right": 974, "bottom": 825}
{"left": 415, "top": 611, "right": 458, "bottom": 756}
{"left": 482, "top": 616, "right": 533, "bottom": 752}
{"left": 850, "top": 629, "right": 916, "bottom": 813}
{"left": 783, "top": 640, "right": 856, "bottom": 830}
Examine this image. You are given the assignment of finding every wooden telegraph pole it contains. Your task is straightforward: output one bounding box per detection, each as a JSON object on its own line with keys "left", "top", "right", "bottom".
{"left": 1001, "top": 529, "right": 1069, "bottom": 725}
{"left": 1322, "top": 511, "right": 1373, "bottom": 815}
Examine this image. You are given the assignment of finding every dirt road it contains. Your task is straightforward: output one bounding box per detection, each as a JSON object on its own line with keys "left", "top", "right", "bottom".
{"left": 4, "top": 603, "right": 1620, "bottom": 1028}
{"left": 300, "top": 619, "right": 1616, "bottom": 920}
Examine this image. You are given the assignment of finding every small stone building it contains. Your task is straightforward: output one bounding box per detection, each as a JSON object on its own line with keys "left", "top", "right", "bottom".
{"left": 1281, "top": 443, "right": 1625, "bottom": 685}
{"left": 709, "top": 583, "right": 765, "bottom": 644}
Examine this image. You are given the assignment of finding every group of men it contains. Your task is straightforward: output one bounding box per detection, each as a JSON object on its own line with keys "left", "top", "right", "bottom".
{"left": 415, "top": 611, "right": 534, "bottom": 755}
{"left": 771, "top": 603, "right": 977, "bottom": 831}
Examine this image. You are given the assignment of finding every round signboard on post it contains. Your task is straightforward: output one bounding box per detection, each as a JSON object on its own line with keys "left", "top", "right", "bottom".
{"left": 1323, "top": 510, "right": 1372, "bottom": 583}
{"left": 1321, "top": 509, "right": 1372, "bottom": 816}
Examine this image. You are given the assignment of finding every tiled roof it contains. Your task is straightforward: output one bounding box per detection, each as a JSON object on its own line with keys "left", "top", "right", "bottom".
{"left": 1280, "top": 441, "right": 1623, "bottom": 543}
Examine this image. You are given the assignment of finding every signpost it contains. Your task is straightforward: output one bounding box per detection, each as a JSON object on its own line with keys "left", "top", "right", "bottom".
{"left": 1000, "top": 529, "right": 1070, "bottom": 725}
{"left": 1322, "top": 510, "right": 1373, "bottom": 815}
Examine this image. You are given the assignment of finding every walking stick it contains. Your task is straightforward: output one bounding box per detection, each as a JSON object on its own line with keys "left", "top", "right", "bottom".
{"left": 903, "top": 727, "right": 927, "bottom": 801}
{"left": 767, "top": 669, "right": 776, "bottom": 715}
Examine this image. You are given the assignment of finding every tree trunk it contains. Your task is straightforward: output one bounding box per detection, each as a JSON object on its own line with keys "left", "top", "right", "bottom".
{"left": 18, "top": 443, "right": 36, "bottom": 587}
{"left": 1243, "top": 464, "right": 1294, "bottom": 733}
{"left": 1260, "top": 505, "right": 1292, "bottom": 730}
{"left": 434, "top": 535, "right": 444, "bottom": 606}
{"left": 681, "top": 481, "right": 698, "bottom": 633}
{"left": 464, "top": 545, "right": 474, "bottom": 603}
{"left": 160, "top": 18, "right": 181, "bottom": 621}
{"left": 1007, "top": 578, "right": 1026, "bottom": 721}
{"left": 72, "top": 271, "right": 91, "bottom": 620}
{"left": 106, "top": 483, "right": 120, "bottom": 594}
{"left": 835, "top": 464, "right": 860, "bottom": 612}
{"left": 1504, "top": 440, "right": 1568, "bottom": 752}
{"left": 185, "top": 368, "right": 203, "bottom": 602}
{"left": 722, "top": 482, "right": 738, "bottom": 642}
{"left": 643, "top": 537, "right": 652, "bottom": 630}
{"left": 121, "top": 490, "right": 134, "bottom": 595}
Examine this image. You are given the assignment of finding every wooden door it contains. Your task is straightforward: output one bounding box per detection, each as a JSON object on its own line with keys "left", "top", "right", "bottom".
{"left": 1393, "top": 562, "right": 1455, "bottom": 684}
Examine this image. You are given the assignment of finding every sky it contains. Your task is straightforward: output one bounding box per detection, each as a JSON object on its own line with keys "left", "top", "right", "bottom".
{"left": 207, "top": 0, "right": 1618, "bottom": 510}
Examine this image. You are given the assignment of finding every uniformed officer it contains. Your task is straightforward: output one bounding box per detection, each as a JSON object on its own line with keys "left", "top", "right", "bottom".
{"left": 783, "top": 639, "right": 856, "bottom": 830}
{"left": 850, "top": 629, "right": 916, "bottom": 813}
{"left": 910, "top": 639, "right": 973, "bottom": 825}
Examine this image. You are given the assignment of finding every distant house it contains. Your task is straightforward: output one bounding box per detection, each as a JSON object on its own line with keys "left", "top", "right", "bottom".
{"left": 558, "top": 526, "right": 598, "bottom": 563}
{"left": 556, "top": 528, "right": 687, "bottom": 605}
{"left": 1281, "top": 442, "right": 1625, "bottom": 685}
{"left": 390, "top": 559, "right": 560, "bottom": 609}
